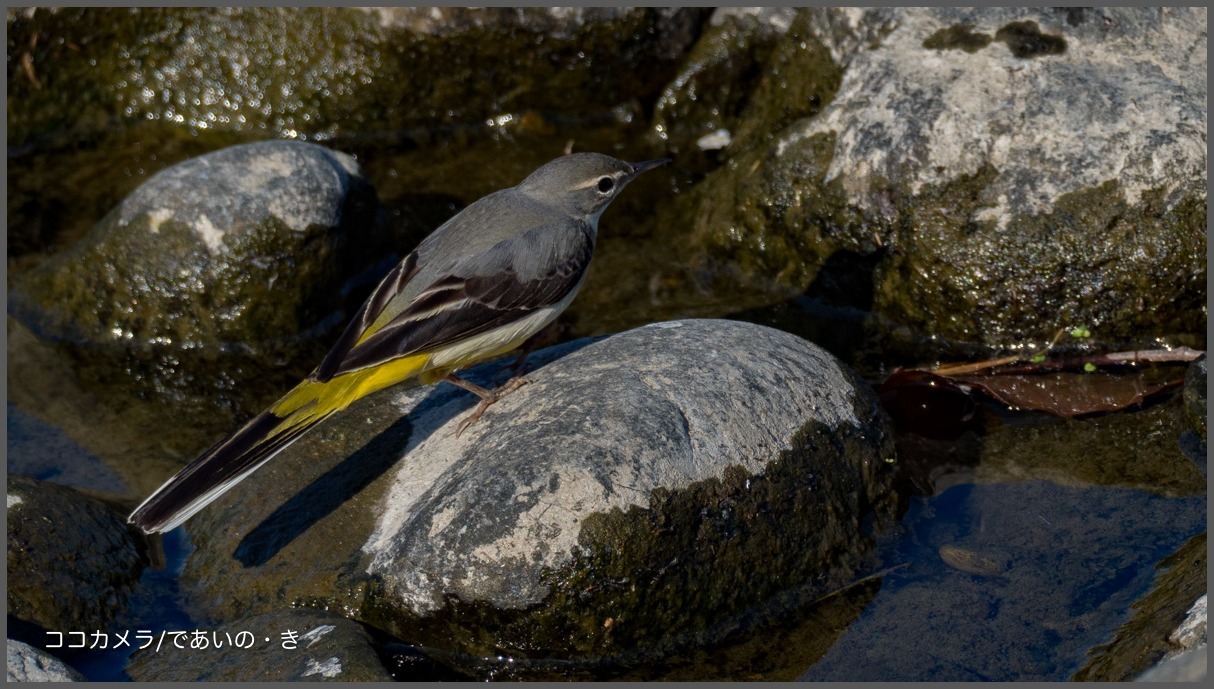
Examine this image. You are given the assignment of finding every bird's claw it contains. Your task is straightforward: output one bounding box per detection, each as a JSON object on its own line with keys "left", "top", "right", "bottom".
{"left": 452, "top": 377, "right": 531, "bottom": 438}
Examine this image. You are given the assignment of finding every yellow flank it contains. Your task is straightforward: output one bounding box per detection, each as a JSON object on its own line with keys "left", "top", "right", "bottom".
{"left": 269, "top": 352, "right": 432, "bottom": 435}
{"left": 267, "top": 309, "right": 548, "bottom": 440}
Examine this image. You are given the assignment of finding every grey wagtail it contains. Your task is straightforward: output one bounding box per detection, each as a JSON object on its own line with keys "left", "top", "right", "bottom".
{"left": 129, "top": 152, "right": 669, "bottom": 534}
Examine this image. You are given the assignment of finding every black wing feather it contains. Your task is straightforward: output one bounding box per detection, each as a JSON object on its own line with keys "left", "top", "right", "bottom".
{"left": 314, "top": 252, "right": 419, "bottom": 382}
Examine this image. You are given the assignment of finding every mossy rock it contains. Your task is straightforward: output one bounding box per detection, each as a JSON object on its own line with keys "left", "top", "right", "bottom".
{"left": 670, "top": 8, "right": 1206, "bottom": 349}
{"left": 9, "top": 140, "right": 386, "bottom": 407}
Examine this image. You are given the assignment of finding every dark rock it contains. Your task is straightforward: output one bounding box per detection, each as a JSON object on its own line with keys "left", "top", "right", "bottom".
{"left": 6, "top": 476, "right": 146, "bottom": 635}
{"left": 971, "top": 399, "right": 1206, "bottom": 497}
{"left": 672, "top": 7, "right": 1206, "bottom": 348}
{"left": 6, "top": 640, "right": 87, "bottom": 682}
{"left": 650, "top": 8, "right": 803, "bottom": 158}
{"left": 6, "top": 7, "right": 704, "bottom": 147}
{"left": 4, "top": 316, "right": 227, "bottom": 506}
{"left": 126, "top": 608, "right": 393, "bottom": 682}
{"left": 177, "top": 319, "right": 898, "bottom": 667}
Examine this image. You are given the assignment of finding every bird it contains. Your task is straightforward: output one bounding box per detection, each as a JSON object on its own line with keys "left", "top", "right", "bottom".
{"left": 128, "top": 152, "right": 669, "bottom": 534}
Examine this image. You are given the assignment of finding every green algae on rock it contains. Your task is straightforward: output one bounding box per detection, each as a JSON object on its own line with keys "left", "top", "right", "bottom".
{"left": 922, "top": 24, "right": 993, "bottom": 53}
{"left": 994, "top": 20, "right": 1067, "bottom": 59}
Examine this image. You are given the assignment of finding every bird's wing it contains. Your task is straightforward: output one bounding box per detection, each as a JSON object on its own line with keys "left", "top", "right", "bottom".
{"left": 314, "top": 219, "right": 594, "bottom": 381}
{"left": 313, "top": 251, "right": 420, "bottom": 381}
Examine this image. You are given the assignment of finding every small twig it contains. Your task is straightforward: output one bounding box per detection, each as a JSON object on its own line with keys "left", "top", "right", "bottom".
{"left": 1098, "top": 346, "right": 1204, "bottom": 364}
{"left": 932, "top": 354, "right": 1024, "bottom": 377}
{"left": 995, "top": 347, "right": 1204, "bottom": 376}
{"left": 934, "top": 328, "right": 1071, "bottom": 376}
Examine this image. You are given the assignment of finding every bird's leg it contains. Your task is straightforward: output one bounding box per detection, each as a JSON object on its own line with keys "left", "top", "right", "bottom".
{"left": 443, "top": 374, "right": 531, "bottom": 437}
{"left": 495, "top": 351, "right": 531, "bottom": 385}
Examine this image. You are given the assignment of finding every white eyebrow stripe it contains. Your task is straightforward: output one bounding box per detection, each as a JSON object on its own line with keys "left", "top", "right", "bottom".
{"left": 571, "top": 172, "right": 625, "bottom": 190}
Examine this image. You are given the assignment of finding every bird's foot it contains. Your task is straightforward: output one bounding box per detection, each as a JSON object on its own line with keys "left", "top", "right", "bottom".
{"left": 445, "top": 374, "right": 531, "bottom": 437}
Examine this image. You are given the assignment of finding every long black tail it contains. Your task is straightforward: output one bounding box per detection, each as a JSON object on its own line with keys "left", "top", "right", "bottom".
{"left": 128, "top": 408, "right": 328, "bottom": 534}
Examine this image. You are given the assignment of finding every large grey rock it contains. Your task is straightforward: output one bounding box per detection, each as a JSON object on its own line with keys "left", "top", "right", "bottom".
{"left": 794, "top": 8, "right": 1204, "bottom": 226}
{"left": 6, "top": 476, "right": 146, "bottom": 636}
{"left": 178, "top": 319, "right": 898, "bottom": 667}
{"left": 366, "top": 319, "right": 892, "bottom": 614}
{"left": 676, "top": 7, "right": 1206, "bottom": 347}
{"left": 126, "top": 609, "right": 393, "bottom": 682}
{"left": 6, "top": 640, "right": 86, "bottom": 682}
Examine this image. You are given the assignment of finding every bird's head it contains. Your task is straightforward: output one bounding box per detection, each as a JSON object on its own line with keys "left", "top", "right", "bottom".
{"left": 517, "top": 152, "right": 669, "bottom": 223}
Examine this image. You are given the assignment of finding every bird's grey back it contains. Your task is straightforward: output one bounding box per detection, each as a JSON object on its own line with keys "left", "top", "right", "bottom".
{"left": 389, "top": 187, "right": 593, "bottom": 317}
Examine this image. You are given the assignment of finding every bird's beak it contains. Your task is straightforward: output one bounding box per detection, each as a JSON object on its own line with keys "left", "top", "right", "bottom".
{"left": 629, "top": 157, "right": 672, "bottom": 177}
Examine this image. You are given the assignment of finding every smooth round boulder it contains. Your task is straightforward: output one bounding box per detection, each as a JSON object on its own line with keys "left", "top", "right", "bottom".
{"left": 11, "top": 139, "right": 383, "bottom": 350}
{"left": 178, "top": 319, "right": 898, "bottom": 668}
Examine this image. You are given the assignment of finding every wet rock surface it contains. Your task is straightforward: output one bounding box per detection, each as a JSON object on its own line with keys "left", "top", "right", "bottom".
{"left": 362, "top": 319, "right": 898, "bottom": 659}
{"left": 1183, "top": 355, "right": 1207, "bottom": 441}
{"left": 6, "top": 476, "right": 146, "bottom": 637}
{"left": 1136, "top": 591, "right": 1207, "bottom": 681}
{"left": 1074, "top": 532, "right": 1207, "bottom": 681}
{"left": 126, "top": 608, "right": 393, "bottom": 682}
{"left": 971, "top": 399, "right": 1206, "bottom": 496}
{"left": 178, "top": 319, "right": 898, "bottom": 665}
{"left": 11, "top": 139, "right": 382, "bottom": 350}
{"left": 6, "top": 7, "right": 703, "bottom": 148}
{"left": 6, "top": 639, "right": 87, "bottom": 682}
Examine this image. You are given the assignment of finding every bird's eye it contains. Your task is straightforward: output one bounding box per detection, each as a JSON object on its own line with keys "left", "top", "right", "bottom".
{"left": 597, "top": 177, "right": 615, "bottom": 193}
